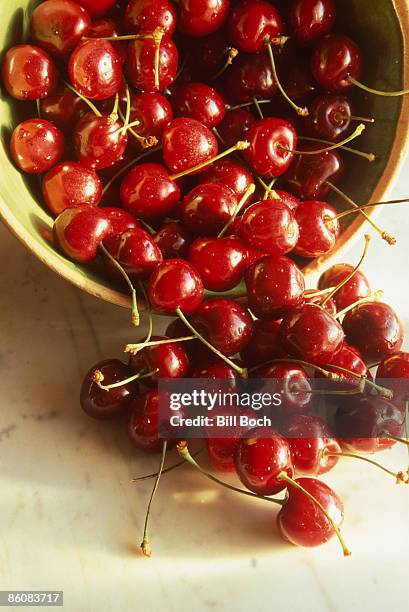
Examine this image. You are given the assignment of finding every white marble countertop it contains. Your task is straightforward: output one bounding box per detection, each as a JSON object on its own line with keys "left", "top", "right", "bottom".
{"left": 1, "top": 159, "right": 409, "bottom": 612}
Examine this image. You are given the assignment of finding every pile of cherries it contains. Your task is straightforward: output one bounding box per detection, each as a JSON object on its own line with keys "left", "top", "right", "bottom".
{"left": 3, "top": 0, "right": 408, "bottom": 556}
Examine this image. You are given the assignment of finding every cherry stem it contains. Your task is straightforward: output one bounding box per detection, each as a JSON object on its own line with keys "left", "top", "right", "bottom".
{"left": 347, "top": 75, "right": 409, "bottom": 97}
{"left": 36, "top": 99, "right": 41, "bottom": 118}
{"left": 176, "top": 441, "right": 284, "bottom": 505}
{"left": 99, "top": 243, "right": 139, "bottom": 326}
{"left": 305, "top": 287, "right": 336, "bottom": 299}
{"left": 334, "top": 112, "right": 374, "bottom": 124}
{"left": 383, "top": 433, "right": 409, "bottom": 447}
{"left": 277, "top": 472, "right": 351, "bottom": 556}
{"left": 321, "top": 362, "right": 393, "bottom": 399}
{"left": 211, "top": 47, "right": 238, "bottom": 80}
{"left": 321, "top": 234, "right": 371, "bottom": 307}
{"left": 132, "top": 448, "right": 204, "bottom": 482}
{"left": 175, "top": 308, "right": 248, "bottom": 378}
{"left": 263, "top": 178, "right": 277, "bottom": 199}
{"left": 298, "top": 135, "right": 375, "bottom": 162}
{"left": 248, "top": 358, "right": 343, "bottom": 381}
{"left": 124, "top": 84, "right": 131, "bottom": 128}
{"left": 324, "top": 450, "right": 408, "bottom": 484}
{"left": 152, "top": 27, "right": 165, "bottom": 90}
{"left": 117, "top": 107, "right": 158, "bottom": 147}
{"left": 218, "top": 183, "right": 256, "bottom": 237}
{"left": 85, "top": 31, "right": 160, "bottom": 42}
{"left": 125, "top": 335, "right": 195, "bottom": 354}
{"left": 141, "top": 439, "right": 167, "bottom": 557}
{"left": 264, "top": 36, "right": 308, "bottom": 117}
{"left": 169, "top": 140, "right": 250, "bottom": 180}
{"left": 253, "top": 97, "right": 264, "bottom": 119}
{"left": 227, "top": 100, "right": 271, "bottom": 111}
{"left": 257, "top": 176, "right": 280, "bottom": 199}
{"left": 327, "top": 182, "right": 397, "bottom": 245}
{"left": 281, "top": 123, "right": 366, "bottom": 155}
{"left": 306, "top": 382, "right": 366, "bottom": 396}
{"left": 110, "top": 92, "right": 119, "bottom": 122}
{"left": 139, "top": 219, "right": 156, "bottom": 235}
{"left": 333, "top": 290, "right": 383, "bottom": 320}
{"left": 101, "top": 145, "right": 162, "bottom": 195}
{"left": 63, "top": 80, "right": 102, "bottom": 117}
{"left": 92, "top": 368, "right": 157, "bottom": 390}
{"left": 333, "top": 198, "right": 409, "bottom": 221}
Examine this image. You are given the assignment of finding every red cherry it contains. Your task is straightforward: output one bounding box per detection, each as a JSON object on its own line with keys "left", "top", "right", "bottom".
{"left": 42, "top": 162, "right": 102, "bottom": 215}
{"left": 103, "top": 207, "right": 140, "bottom": 235}
{"left": 342, "top": 302, "right": 404, "bottom": 363}
{"left": 2, "top": 45, "right": 57, "bottom": 100}
{"left": 192, "top": 358, "right": 238, "bottom": 379}
{"left": 148, "top": 259, "right": 204, "bottom": 313}
{"left": 166, "top": 318, "right": 211, "bottom": 363}
{"left": 128, "top": 389, "right": 163, "bottom": 452}
{"left": 200, "top": 159, "right": 254, "bottom": 199}
{"left": 120, "top": 163, "right": 180, "bottom": 218}
{"left": 177, "top": 0, "right": 230, "bottom": 37}
{"left": 290, "top": 0, "right": 335, "bottom": 44}
{"left": 254, "top": 363, "right": 312, "bottom": 418}
{"left": 154, "top": 221, "right": 192, "bottom": 259}
{"left": 376, "top": 352, "right": 409, "bottom": 403}
{"left": 127, "top": 36, "right": 178, "bottom": 93}
{"left": 245, "top": 118, "right": 297, "bottom": 178}
{"left": 318, "top": 263, "right": 371, "bottom": 311}
{"left": 172, "top": 82, "right": 226, "bottom": 128}
{"left": 188, "top": 236, "right": 248, "bottom": 291}
{"left": 316, "top": 343, "right": 371, "bottom": 389}
{"left": 245, "top": 255, "right": 305, "bottom": 320}
{"left": 234, "top": 428, "right": 293, "bottom": 495}
{"left": 284, "top": 144, "right": 344, "bottom": 199}
{"left": 294, "top": 200, "right": 340, "bottom": 258}
{"left": 311, "top": 34, "right": 363, "bottom": 93}
{"left": 240, "top": 319, "right": 285, "bottom": 367}
{"left": 74, "top": 112, "right": 128, "bottom": 170}
{"left": 186, "top": 29, "right": 230, "bottom": 78}
{"left": 280, "top": 303, "right": 345, "bottom": 365}
{"left": 239, "top": 199, "right": 299, "bottom": 256}
{"left": 128, "top": 92, "right": 173, "bottom": 139}
{"left": 54, "top": 205, "right": 112, "bottom": 262}
{"left": 30, "top": 0, "right": 91, "bottom": 59}
{"left": 162, "top": 118, "right": 218, "bottom": 175}
{"left": 10, "top": 119, "right": 65, "bottom": 174}
{"left": 226, "top": 53, "right": 276, "bottom": 103}
{"left": 39, "top": 85, "right": 88, "bottom": 131}
{"left": 304, "top": 290, "right": 337, "bottom": 316}
{"left": 86, "top": 19, "right": 127, "bottom": 64}
{"left": 279, "top": 40, "right": 318, "bottom": 104}
{"left": 69, "top": 39, "right": 122, "bottom": 101}
{"left": 180, "top": 182, "right": 237, "bottom": 235}
{"left": 305, "top": 94, "right": 353, "bottom": 142}
{"left": 277, "top": 477, "right": 344, "bottom": 548}
{"left": 274, "top": 189, "right": 300, "bottom": 211}
{"left": 206, "top": 437, "right": 240, "bottom": 472}
{"left": 218, "top": 109, "right": 256, "bottom": 147}
{"left": 75, "top": 0, "right": 116, "bottom": 18}
{"left": 228, "top": 0, "right": 283, "bottom": 53}
{"left": 104, "top": 227, "right": 163, "bottom": 279}
{"left": 125, "top": 0, "right": 176, "bottom": 36}
{"left": 129, "top": 336, "right": 190, "bottom": 383}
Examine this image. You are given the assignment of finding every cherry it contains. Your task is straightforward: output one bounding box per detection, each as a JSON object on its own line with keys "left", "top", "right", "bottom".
{"left": 166, "top": 317, "right": 211, "bottom": 363}
{"left": 376, "top": 352, "right": 409, "bottom": 403}
{"left": 74, "top": 112, "right": 128, "bottom": 170}
{"left": 172, "top": 82, "right": 226, "bottom": 128}
{"left": 226, "top": 53, "right": 276, "bottom": 103}
{"left": 192, "top": 358, "right": 238, "bottom": 379}
{"left": 127, "top": 35, "right": 178, "bottom": 93}
{"left": 75, "top": 0, "right": 116, "bottom": 18}
{"left": 69, "top": 39, "right": 122, "bottom": 100}
{"left": 245, "top": 118, "right": 297, "bottom": 178}
{"left": 284, "top": 144, "right": 344, "bottom": 199}
{"left": 280, "top": 303, "right": 344, "bottom": 365}
{"left": 227, "top": 0, "right": 283, "bottom": 53}
{"left": 120, "top": 163, "right": 180, "bottom": 218}
{"left": 207, "top": 437, "right": 240, "bottom": 472}
{"left": 277, "top": 477, "right": 344, "bottom": 548}
{"left": 54, "top": 205, "right": 112, "bottom": 262}
{"left": 128, "top": 389, "right": 163, "bottom": 452}
{"left": 125, "top": 0, "right": 176, "bottom": 36}
{"left": 318, "top": 263, "right": 371, "bottom": 311}
{"left": 180, "top": 182, "right": 237, "bottom": 235}
{"left": 283, "top": 415, "right": 341, "bottom": 476}
{"left": 104, "top": 227, "right": 163, "bottom": 279}
{"left": 239, "top": 199, "right": 299, "bottom": 256}
{"left": 2, "top": 45, "right": 57, "bottom": 100}
{"left": 129, "top": 336, "right": 190, "bottom": 383}
{"left": 177, "top": 0, "right": 230, "bottom": 37}
{"left": 218, "top": 109, "right": 256, "bottom": 147}
{"left": 234, "top": 428, "right": 293, "bottom": 495}
{"left": 154, "top": 221, "right": 191, "bottom": 259}
{"left": 254, "top": 363, "right": 312, "bottom": 418}
{"left": 311, "top": 34, "right": 363, "bottom": 93}
{"left": 128, "top": 92, "right": 173, "bottom": 139}
{"left": 10, "top": 119, "right": 65, "bottom": 175}
{"left": 148, "top": 259, "right": 204, "bottom": 313}
{"left": 290, "top": 0, "right": 335, "bottom": 44}
{"left": 30, "top": 0, "right": 91, "bottom": 59}
{"left": 188, "top": 236, "right": 248, "bottom": 291}
{"left": 279, "top": 40, "right": 318, "bottom": 105}
{"left": 39, "top": 85, "right": 88, "bottom": 131}
{"left": 342, "top": 302, "right": 404, "bottom": 363}
{"left": 305, "top": 94, "right": 353, "bottom": 142}
{"left": 42, "top": 162, "right": 102, "bottom": 216}
{"left": 240, "top": 320, "right": 285, "bottom": 367}
{"left": 304, "top": 290, "right": 337, "bottom": 316}
{"left": 274, "top": 189, "right": 300, "bottom": 211}
{"left": 162, "top": 118, "right": 218, "bottom": 175}
{"left": 86, "top": 19, "right": 127, "bottom": 64}
{"left": 103, "top": 207, "right": 140, "bottom": 235}
{"left": 319, "top": 343, "right": 371, "bottom": 389}
{"left": 294, "top": 200, "right": 340, "bottom": 258}
{"left": 245, "top": 255, "right": 305, "bottom": 320}
{"left": 200, "top": 159, "right": 254, "bottom": 199}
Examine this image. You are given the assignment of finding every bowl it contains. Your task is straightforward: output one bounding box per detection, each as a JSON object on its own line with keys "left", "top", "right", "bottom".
{"left": 0, "top": 0, "right": 408, "bottom": 312}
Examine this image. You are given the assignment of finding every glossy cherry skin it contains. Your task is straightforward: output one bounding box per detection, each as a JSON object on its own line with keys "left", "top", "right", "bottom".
{"left": 228, "top": 0, "right": 283, "bottom": 53}
{"left": 128, "top": 389, "right": 163, "bottom": 452}
{"left": 177, "top": 0, "right": 230, "bottom": 37}
{"left": 277, "top": 477, "right": 344, "bottom": 548}
{"left": 172, "top": 82, "right": 226, "bottom": 128}
{"left": 311, "top": 34, "right": 363, "bottom": 93}
{"left": 166, "top": 317, "right": 212, "bottom": 363}
{"left": 192, "top": 358, "right": 238, "bottom": 379}
{"left": 129, "top": 92, "right": 173, "bottom": 139}
{"left": 376, "top": 352, "right": 409, "bottom": 403}
{"left": 305, "top": 94, "right": 353, "bottom": 142}
{"left": 206, "top": 437, "right": 240, "bottom": 472}
{"left": 240, "top": 320, "right": 286, "bottom": 367}
{"left": 2, "top": 45, "right": 57, "bottom": 100}
{"left": 80, "top": 359, "right": 139, "bottom": 419}
{"left": 239, "top": 200, "right": 299, "bottom": 256}
{"left": 86, "top": 19, "right": 127, "bottom": 64}
{"left": 10, "top": 119, "right": 64, "bottom": 175}
{"left": 127, "top": 36, "right": 178, "bottom": 93}
{"left": 245, "top": 118, "right": 297, "bottom": 178}
{"left": 30, "top": 0, "right": 91, "bottom": 59}
{"left": 104, "top": 227, "right": 163, "bottom": 279}
{"left": 180, "top": 182, "right": 237, "bottom": 235}
{"left": 294, "top": 200, "right": 340, "bottom": 258}
{"left": 191, "top": 298, "right": 253, "bottom": 356}
{"left": 226, "top": 53, "right": 276, "bottom": 103}
{"left": 343, "top": 302, "right": 404, "bottom": 364}
{"left": 154, "top": 221, "right": 191, "bottom": 259}
{"left": 39, "top": 85, "right": 88, "bottom": 131}
{"left": 280, "top": 303, "right": 344, "bottom": 365}
{"left": 188, "top": 236, "right": 248, "bottom": 291}
{"left": 74, "top": 113, "right": 128, "bottom": 170}
{"left": 279, "top": 40, "right": 317, "bottom": 104}
{"left": 254, "top": 363, "right": 312, "bottom": 418}
{"left": 42, "top": 162, "right": 102, "bottom": 215}
{"left": 290, "top": 0, "right": 335, "bottom": 44}
{"left": 304, "top": 290, "right": 337, "bottom": 316}
{"left": 284, "top": 145, "right": 344, "bottom": 199}
{"left": 218, "top": 109, "right": 256, "bottom": 147}
{"left": 148, "top": 259, "right": 204, "bottom": 314}
{"left": 319, "top": 343, "right": 371, "bottom": 390}
{"left": 103, "top": 208, "right": 140, "bottom": 236}
{"left": 200, "top": 159, "right": 254, "bottom": 199}
{"left": 245, "top": 255, "right": 305, "bottom": 320}
{"left": 318, "top": 263, "right": 371, "bottom": 311}
{"left": 186, "top": 29, "right": 230, "bottom": 78}
{"left": 120, "top": 163, "right": 180, "bottom": 218}
{"left": 335, "top": 395, "right": 404, "bottom": 453}
{"left": 76, "top": 0, "right": 116, "bottom": 17}
{"left": 235, "top": 428, "right": 293, "bottom": 495}
{"left": 129, "top": 336, "right": 190, "bottom": 384}
{"left": 54, "top": 206, "right": 112, "bottom": 262}
{"left": 283, "top": 415, "right": 341, "bottom": 476}
{"left": 162, "top": 118, "right": 218, "bottom": 175}
{"left": 69, "top": 39, "right": 122, "bottom": 101}
{"left": 125, "top": 0, "right": 176, "bottom": 35}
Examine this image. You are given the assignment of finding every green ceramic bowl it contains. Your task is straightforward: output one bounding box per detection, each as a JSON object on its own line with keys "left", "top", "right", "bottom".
{"left": 1, "top": 0, "right": 408, "bottom": 312}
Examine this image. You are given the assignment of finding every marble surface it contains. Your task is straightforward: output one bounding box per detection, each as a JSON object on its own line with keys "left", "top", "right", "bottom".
{"left": 1, "top": 161, "right": 409, "bottom": 612}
